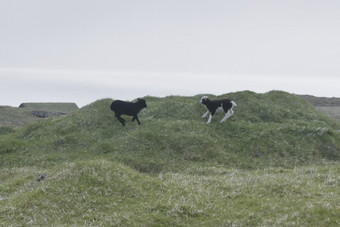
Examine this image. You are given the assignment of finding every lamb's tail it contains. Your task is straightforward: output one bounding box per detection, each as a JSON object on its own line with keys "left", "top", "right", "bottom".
{"left": 231, "top": 101, "right": 237, "bottom": 107}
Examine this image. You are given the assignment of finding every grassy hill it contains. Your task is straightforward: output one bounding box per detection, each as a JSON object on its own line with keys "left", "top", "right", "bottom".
{"left": 1, "top": 91, "right": 340, "bottom": 226}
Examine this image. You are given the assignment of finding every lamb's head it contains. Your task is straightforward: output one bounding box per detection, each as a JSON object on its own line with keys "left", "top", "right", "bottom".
{"left": 137, "top": 98, "right": 147, "bottom": 109}
{"left": 199, "top": 96, "right": 209, "bottom": 104}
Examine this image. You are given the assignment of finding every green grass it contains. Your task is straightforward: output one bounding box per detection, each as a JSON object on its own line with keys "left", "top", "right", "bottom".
{"left": 1, "top": 90, "right": 340, "bottom": 226}
{"left": 1, "top": 160, "right": 339, "bottom": 226}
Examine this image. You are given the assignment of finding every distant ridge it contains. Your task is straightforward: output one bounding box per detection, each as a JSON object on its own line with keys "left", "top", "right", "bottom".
{"left": 0, "top": 103, "right": 79, "bottom": 127}
{"left": 298, "top": 95, "right": 340, "bottom": 121}
{"left": 298, "top": 95, "right": 340, "bottom": 107}
{"left": 19, "top": 102, "right": 79, "bottom": 113}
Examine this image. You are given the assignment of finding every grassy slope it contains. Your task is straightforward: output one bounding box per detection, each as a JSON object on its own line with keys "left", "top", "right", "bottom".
{"left": 1, "top": 91, "right": 340, "bottom": 226}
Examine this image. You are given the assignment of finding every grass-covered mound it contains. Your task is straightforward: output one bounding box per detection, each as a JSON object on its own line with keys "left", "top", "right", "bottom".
{"left": 1, "top": 90, "right": 340, "bottom": 226}
{"left": 2, "top": 90, "right": 339, "bottom": 171}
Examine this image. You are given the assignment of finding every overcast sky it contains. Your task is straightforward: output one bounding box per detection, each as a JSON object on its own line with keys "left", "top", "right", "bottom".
{"left": 1, "top": 0, "right": 340, "bottom": 107}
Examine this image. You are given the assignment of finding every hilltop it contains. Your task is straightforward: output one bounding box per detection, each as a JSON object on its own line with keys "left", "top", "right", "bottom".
{"left": 1, "top": 90, "right": 340, "bottom": 226}
{"left": 2, "top": 90, "right": 340, "bottom": 170}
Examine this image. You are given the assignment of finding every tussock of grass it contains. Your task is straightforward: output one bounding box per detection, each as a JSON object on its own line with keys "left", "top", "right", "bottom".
{"left": 1, "top": 90, "right": 340, "bottom": 225}
{"left": 1, "top": 160, "right": 339, "bottom": 226}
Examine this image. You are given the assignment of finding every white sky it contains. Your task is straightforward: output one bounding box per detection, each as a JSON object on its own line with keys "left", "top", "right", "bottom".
{"left": 1, "top": 0, "right": 340, "bottom": 107}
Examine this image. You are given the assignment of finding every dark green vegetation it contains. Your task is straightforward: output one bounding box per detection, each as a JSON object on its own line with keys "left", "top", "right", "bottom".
{"left": 1, "top": 91, "right": 340, "bottom": 226}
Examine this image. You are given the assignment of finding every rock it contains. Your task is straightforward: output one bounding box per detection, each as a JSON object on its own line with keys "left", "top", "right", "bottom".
{"left": 29, "top": 174, "right": 47, "bottom": 188}
{"left": 31, "top": 111, "right": 66, "bottom": 118}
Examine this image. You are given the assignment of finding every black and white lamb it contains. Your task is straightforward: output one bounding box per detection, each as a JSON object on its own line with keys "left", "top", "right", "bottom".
{"left": 199, "top": 96, "right": 237, "bottom": 124}
{"left": 110, "top": 98, "right": 147, "bottom": 126}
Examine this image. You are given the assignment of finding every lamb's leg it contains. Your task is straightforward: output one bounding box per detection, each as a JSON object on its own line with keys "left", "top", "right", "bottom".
{"left": 117, "top": 117, "right": 126, "bottom": 126}
{"left": 134, "top": 115, "right": 141, "bottom": 125}
{"left": 220, "top": 110, "right": 231, "bottom": 123}
{"left": 229, "top": 109, "right": 234, "bottom": 116}
{"left": 117, "top": 117, "right": 125, "bottom": 126}
{"left": 206, "top": 114, "right": 213, "bottom": 124}
{"left": 115, "top": 113, "right": 126, "bottom": 126}
{"left": 202, "top": 111, "right": 210, "bottom": 118}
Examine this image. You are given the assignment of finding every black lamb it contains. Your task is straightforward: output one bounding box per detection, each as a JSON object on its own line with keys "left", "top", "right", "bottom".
{"left": 110, "top": 98, "right": 147, "bottom": 126}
